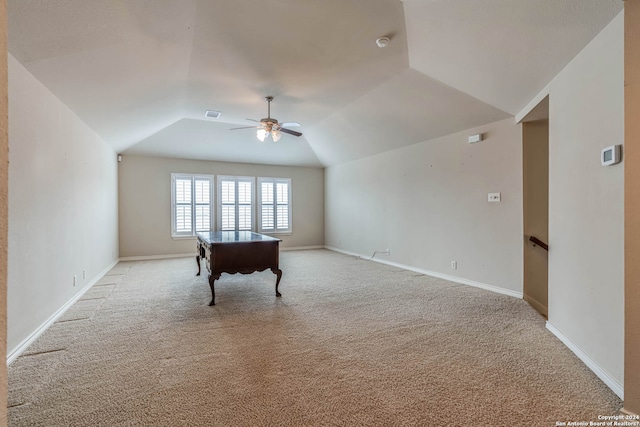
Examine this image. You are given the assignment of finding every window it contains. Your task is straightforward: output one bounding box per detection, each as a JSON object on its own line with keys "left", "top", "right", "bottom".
{"left": 217, "top": 176, "right": 254, "bottom": 231}
{"left": 171, "top": 174, "right": 292, "bottom": 236}
{"left": 171, "top": 174, "right": 213, "bottom": 237}
{"left": 258, "top": 177, "right": 292, "bottom": 234}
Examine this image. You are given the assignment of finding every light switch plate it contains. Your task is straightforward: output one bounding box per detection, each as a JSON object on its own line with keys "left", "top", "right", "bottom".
{"left": 488, "top": 192, "right": 501, "bottom": 202}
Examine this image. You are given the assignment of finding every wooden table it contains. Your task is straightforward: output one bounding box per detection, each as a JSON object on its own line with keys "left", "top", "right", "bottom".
{"left": 196, "top": 231, "right": 283, "bottom": 306}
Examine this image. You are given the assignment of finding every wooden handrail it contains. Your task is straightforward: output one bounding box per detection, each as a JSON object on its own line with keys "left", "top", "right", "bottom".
{"left": 529, "top": 235, "right": 548, "bottom": 251}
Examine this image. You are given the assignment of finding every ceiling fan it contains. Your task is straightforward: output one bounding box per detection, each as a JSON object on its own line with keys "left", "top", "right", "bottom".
{"left": 231, "top": 96, "right": 302, "bottom": 142}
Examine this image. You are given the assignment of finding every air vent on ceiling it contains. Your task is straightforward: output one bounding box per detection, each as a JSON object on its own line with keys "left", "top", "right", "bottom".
{"left": 205, "top": 110, "right": 221, "bottom": 119}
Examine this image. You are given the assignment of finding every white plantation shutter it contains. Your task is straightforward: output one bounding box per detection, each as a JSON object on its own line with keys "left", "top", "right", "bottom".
{"left": 174, "top": 178, "right": 192, "bottom": 233}
{"left": 261, "top": 205, "right": 274, "bottom": 229}
{"left": 175, "top": 205, "right": 192, "bottom": 233}
{"left": 217, "top": 176, "right": 254, "bottom": 231}
{"left": 276, "top": 205, "right": 289, "bottom": 230}
{"left": 171, "top": 174, "right": 213, "bottom": 237}
{"left": 261, "top": 181, "right": 275, "bottom": 229}
{"left": 258, "top": 178, "right": 291, "bottom": 233}
{"left": 194, "top": 178, "right": 211, "bottom": 232}
{"left": 238, "top": 180, "right": 252, "bottom": 230}
{"left": 220, "top": 179, "right": 236, "bottom": 230}
{"left": 276, "top": 181, "right": 289, "bottom": 230}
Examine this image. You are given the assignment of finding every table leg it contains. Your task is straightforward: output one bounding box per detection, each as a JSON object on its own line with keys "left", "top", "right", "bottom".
{"left": 272, "top": 268, "right": 283, "bottom": 297}
{"left": 196, "top": 255, "right": 201, "bottom": 276}
{"left": 208, "top": 273, "right": 221, "bottom": 306}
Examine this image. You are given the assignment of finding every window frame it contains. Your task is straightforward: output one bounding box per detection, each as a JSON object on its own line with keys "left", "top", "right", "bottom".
{"left": 257, "top": 177, "right": 292, "bottom": 234}
{"left": 170, "top": 173, "right": 214, "bottom": 238}
{"left": 216, "top": 175, "right": 255, "bottom": 231}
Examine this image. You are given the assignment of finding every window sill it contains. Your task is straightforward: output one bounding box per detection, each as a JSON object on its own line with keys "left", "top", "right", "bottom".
{"left": 172, "top": 235, "right": 197, "bottom": 240}
{"left": 259, "top": 231, "right": 293, "bottom": 236}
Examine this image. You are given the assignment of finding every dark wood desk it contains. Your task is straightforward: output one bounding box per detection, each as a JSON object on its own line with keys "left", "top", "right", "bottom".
{"left": 196, "top": 231, "right": 282, "bottom": 306}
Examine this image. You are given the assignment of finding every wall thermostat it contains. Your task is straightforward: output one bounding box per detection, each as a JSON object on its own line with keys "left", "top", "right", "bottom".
{"left": 601, "top": 145, "right": 621, "bottom": 166}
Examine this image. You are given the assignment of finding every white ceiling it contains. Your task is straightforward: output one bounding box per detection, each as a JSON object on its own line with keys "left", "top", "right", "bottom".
{"left": 8, "top": 0, "right": 623, "bottom": 167}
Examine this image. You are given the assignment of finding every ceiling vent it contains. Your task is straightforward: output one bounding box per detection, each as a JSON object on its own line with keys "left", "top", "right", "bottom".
{"left": 205, "top": 110, "right": 221, "bottom": 119}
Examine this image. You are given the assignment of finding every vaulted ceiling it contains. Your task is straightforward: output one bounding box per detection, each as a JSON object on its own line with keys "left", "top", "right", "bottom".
{"left": 8, "top": 0, "right": 623, "bottom": 167}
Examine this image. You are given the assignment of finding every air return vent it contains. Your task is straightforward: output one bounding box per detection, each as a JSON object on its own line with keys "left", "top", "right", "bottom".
{"left": 205, "top": 110, "right": 221, "bottom": 119}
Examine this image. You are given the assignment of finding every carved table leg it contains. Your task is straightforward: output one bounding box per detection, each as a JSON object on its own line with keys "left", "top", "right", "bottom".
{"left": 196, "top": 255, "right": 201, "bottom": 276}
{"left": 208, "top": 273, "right": 221, "bottom": 306}
{"left": 272, "top": 268, "right": 283, "bottom": 297}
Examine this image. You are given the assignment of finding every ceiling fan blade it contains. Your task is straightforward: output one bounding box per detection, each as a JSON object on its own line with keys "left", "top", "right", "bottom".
{"left": 280, "top": 122, "right": 300, "bottom": 127}
{"left": 246, "top": 118, "right": 261, "bottom": 123}
{"left": 230, "top": 126, "right": 259, "bottom": 130}
{"left": 280, "top": 127, "right": 303, "bottom": 137}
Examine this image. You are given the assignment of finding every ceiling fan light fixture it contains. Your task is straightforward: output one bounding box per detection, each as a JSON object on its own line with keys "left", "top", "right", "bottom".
{"left": 257, "top": 128, "right": 268, "bottom": 142}
{"left": 272, "top": 129, "right": 282, "bottom": 142}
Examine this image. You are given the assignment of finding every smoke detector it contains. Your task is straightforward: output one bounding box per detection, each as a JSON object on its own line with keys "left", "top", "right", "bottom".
{"left": 376, "top": 37, "right": 390, "bottom": 48}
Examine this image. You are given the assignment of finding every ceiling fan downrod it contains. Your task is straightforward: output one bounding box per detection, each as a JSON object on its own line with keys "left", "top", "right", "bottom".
{"left": 265, "top": 96, "right": 273, "bottom": 119}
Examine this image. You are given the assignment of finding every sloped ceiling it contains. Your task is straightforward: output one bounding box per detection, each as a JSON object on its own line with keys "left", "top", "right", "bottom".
{"left": 8, "top": 0, "right": 623, "bottom": 167}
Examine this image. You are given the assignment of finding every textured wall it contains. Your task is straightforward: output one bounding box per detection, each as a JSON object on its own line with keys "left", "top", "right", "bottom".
{"left": 7, "top": 55, "right": 119, "bottom": 356}
{"left": 546, "top": 12, "right": 624, "bottom": 394}
{"left": 325, "top": 117, "right": 524, "bottom": 294}
{"left": 625, "top": 0, "right": 640, "bottom": 416}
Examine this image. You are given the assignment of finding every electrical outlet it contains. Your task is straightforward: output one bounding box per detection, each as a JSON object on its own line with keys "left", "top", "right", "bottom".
{"left": 385, "top": 248, "right": 390, "bottom": 255}
{"left": 451, "top": 261, "right": 457, "bottom": 270}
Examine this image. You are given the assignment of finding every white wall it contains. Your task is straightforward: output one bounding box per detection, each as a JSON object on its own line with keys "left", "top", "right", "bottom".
{"left": 118, "top": 155, "right": 324, "bottom": 258}
{"left": 544, "top": 12, "right": 624, "bottom": 393}
{"left": 7, "top": 54, "right": 119, "bottom": 356}
{"left": 325, "top": 117, "right": 523, "bottom": 295}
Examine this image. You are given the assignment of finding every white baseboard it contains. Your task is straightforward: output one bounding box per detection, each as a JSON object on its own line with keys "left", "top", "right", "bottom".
{"left": 324, "top": 246, "right": 523, "bottom": 299}
{"left": 7, "top": 259, "right": 120, "bottom": 365}
{"left": 523, "top": 294, "right": 548, "bottom": 317}
{"left": 119, "top": 253, "right": 194, "bottom": 261}
{"left": 546, "top": 321, "right": 624, "bottom": 399}
{"left": 620, "top": 408, "right": 639, "bottom": 417}
{"left": 281, "top": 245, "right": 324, "bottom": 251}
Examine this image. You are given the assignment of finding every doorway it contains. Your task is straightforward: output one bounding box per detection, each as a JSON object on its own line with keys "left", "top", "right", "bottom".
{"left": 522, "top": 96, "right": 549, "bottom": 317}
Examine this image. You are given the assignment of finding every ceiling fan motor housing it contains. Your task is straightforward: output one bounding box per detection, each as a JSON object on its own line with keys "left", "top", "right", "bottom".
{"left": 260, "top": 118, "right": 279, "bottom": 132}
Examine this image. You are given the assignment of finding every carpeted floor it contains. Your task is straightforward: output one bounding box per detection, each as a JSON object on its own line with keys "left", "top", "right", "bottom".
{"left": 8, "top": 249, "right": 621, "bottom": 426}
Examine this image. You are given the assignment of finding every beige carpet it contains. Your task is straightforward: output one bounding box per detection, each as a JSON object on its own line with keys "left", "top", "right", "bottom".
{"left": 8, "top": 249, "right": 621, "bottom": 426}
